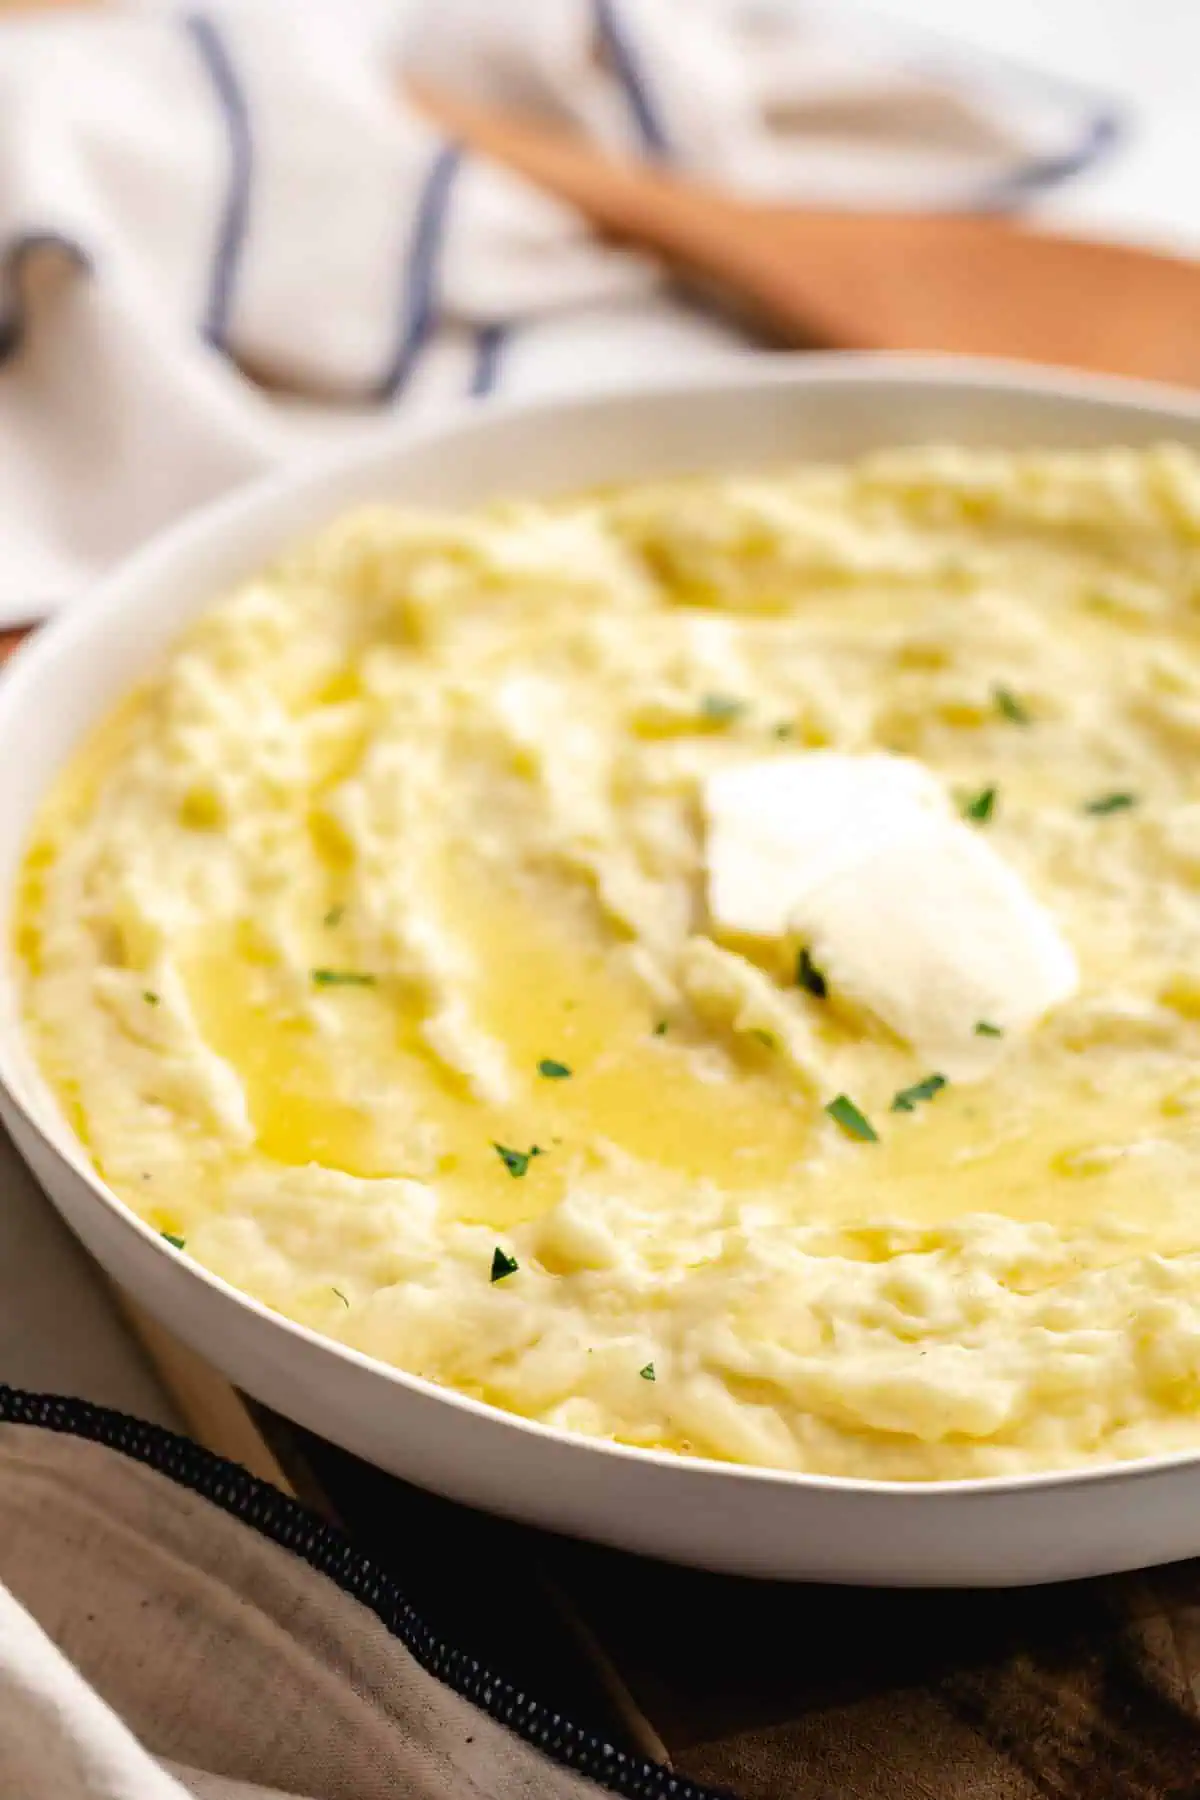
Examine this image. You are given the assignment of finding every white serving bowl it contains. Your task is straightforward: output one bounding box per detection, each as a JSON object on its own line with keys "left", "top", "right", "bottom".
{"left": 4, "top": 354, "right": 1200, "bottom": 1586}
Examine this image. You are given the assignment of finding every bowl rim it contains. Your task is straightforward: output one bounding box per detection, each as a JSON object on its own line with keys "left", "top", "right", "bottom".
{"left": 8, "top": 348, "right": 1200, "bottom": 1506}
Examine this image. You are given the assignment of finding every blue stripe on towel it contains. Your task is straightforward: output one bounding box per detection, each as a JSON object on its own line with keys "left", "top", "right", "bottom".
{"left": 0, "top": 232, "right": 92, "bottom": 366}
{"left": 469, "top": 322, "right": 510, "bottom": 398}
{"left": 971, "top": 105, "right": 1124, "bottom": 211}
{"left": 185, "top": 13, "right": 253, "bottom": 351}
{"left": 592, "top": 0, "right": 671, "bottom": 160}
{"left": 375, "top": 143, "right": 463, "bottom": 404}
{"left": 896, "top": 14, "right": 1125, "bottom": 212}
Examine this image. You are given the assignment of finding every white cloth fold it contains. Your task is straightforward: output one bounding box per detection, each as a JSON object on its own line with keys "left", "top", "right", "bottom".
{"left": 0, "top": 0, "right": 1118, "bottom": 625}
{"left": 0, "top": 1423, "right": 602, "bottom": 1799}
{"left": 402, "top": 0, "right": 1115, "bottom": 205}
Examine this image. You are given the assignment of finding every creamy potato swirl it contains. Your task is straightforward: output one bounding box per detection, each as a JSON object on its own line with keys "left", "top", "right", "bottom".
{"left": 19, "top": 445, "right": 1200, "bottom": 1480}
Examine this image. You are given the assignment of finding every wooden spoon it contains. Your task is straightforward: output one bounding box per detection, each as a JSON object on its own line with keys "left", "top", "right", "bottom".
{"left": 414, "top": 84, "right": 1200, "bottom": 387}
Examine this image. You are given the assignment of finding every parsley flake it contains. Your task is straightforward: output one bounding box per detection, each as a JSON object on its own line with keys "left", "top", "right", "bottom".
{"left": 653, "top": 1019, "right": 669, "bottom": 1037}
{"left": 796, "top": 946, "right": 828, "bottom": 999}
{"left": 700, "top": 693, "right": 745, "bottom": 725}
{"left": 639, "top": 1362, "right": 656, "bottom": 1382}
{"left": 993, "top": 686, "right": 1030, "bottom": 726}
{"left": 332, "top": 1287, "right": 350, "bottom": 1307}
{"left": 751, "top": 1028, "right": 777, "bottom": 1049}
{"left": 825, "top": 1094, "right": 878, "bottom": 1142}
{"left": 323, "top": 904, "right": 345, "bottom": 928}
{"left": 974, "top": 1019, "right": 1004, "bottom": 1038}
{"left": 490, "top": 1246, "right": 519, "bottom": 1283}
{"left": 311, "top": 968, "right": 376, "bottom": 987}
{"left": 963, "top": 786, "right": 997, "bottom": 824}
{"left": 492, "top": 1142, "right": 543, "bottom": 1179}
{"left": 537, "top": 1058, "right": 572, "bottom": 1080}
{"left": 773, "top": 721, "right": 794, "bottom": 740}
{"left": 1085, "top": 791, "right": 1137, "bottom": 816}
{"left": 891, "top": 1073, "right": 948, "bottom": 1114}
{"left": 142, "top": 990, "right": 160, "bottom": 1006}
{"left": 161, "top": 1232, "right": 186, "bottom": 1251}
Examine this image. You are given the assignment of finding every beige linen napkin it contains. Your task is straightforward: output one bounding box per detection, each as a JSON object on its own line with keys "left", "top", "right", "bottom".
{"left": 0, "top": 1417, "right": 689, "bottom": 1800}
{"left": 11, "top": 1399, "right": 1200, "bottom": 1800}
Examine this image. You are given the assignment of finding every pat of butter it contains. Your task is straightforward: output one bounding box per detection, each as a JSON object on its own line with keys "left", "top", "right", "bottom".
{"left": 703, "top": 753, "right": 1078, "bottom": 1077}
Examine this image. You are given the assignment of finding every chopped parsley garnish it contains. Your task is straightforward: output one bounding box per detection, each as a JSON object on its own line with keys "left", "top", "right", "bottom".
{"left": 773, "top": 721, "right": 794, "bottom": 740}
{"left": 891, "top": 1073, "right": 948, "bottom": 1114}
{"left": 962, "top": 786, "right": 997, "bottom": 823}
{"left": 699, "top": 693, "right": 745, "bottom": 724}
{"left": 639, "top": 1362, "right": 656, "bottom": 1382}
{"left": 795, "top": 946, "right": 828, "bottom": 999}
{"left": 653, "top": 1019, "right": 669, "bottom": 1036}
{"left": 323, "top": 904, "right": 345, "bottom": 928}
{"left": 492, "top": 1142, "right": 543, "bottom": 1179}
{"left": 993, "top": 685, "right": 1030, "bottom": 726}
{"left": 825, "top": 1094, "right": 878, "bottom": 1142}
{"left": 974, "top": 1019, "right": 1004, "bottom": 1038}
{"left": 490, "top": 1246, "right": 519, "bottom": 1283}
{"left": 332, "top": 1287, "right": 350, "bottom": 1307}
{"left": 161, "top": 1232, "right": 186, "bottom": 1251}
{"left": 142, "top": 990, "right": 160, "bottom": 1006}
{"left": 1085, "top": 791, "right": 1137, "bottom": 815}
{"left": 537, "top": 1058, "right": 572, "bottom": 1080}
{"left": 751, "top": 1028, "right": 777, "bottom": 1049}
{"left": 311, "top": 968, "right": 376, "bottom": 987}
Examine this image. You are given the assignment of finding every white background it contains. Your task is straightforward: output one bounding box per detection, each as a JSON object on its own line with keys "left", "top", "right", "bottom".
{"left": 871, "top": 0, "right": 1200, "bottom": 247}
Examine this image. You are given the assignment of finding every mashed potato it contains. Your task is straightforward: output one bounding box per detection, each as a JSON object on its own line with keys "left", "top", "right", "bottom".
{"left": 19, "top": 444, "right": 1200, "bottom": 1481}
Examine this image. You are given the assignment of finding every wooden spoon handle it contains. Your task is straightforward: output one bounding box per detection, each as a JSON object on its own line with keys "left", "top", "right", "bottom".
{"left": 409, "top": 83, "right": 856, "bottom": 348}
{"left": 410, "top": 85, "right": 1200, "bottom": 385}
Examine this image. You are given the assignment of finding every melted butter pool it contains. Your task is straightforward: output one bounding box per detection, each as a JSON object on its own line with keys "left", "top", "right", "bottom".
{"left": 153, "top": 863, "right": 1194, "bottom": 1246}
{"left": 20, "top": 678, "right": 1194, "bottom": 1247}
{"left": 177, "top": 878, "right": 823, "bottom": 1231}
{"left": 19, "top": 447, "right": 1200, "bottom": 1483}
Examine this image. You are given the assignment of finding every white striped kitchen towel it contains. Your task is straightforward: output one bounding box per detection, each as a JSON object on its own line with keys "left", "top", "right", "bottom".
{"left": 0, "top": 0, "right": 1121, "bottom": 627}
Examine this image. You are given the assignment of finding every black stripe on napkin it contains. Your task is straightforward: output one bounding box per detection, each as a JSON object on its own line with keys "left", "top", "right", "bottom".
{"left": 0, "top": 1387, "right": 733, "bottom": 1800}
